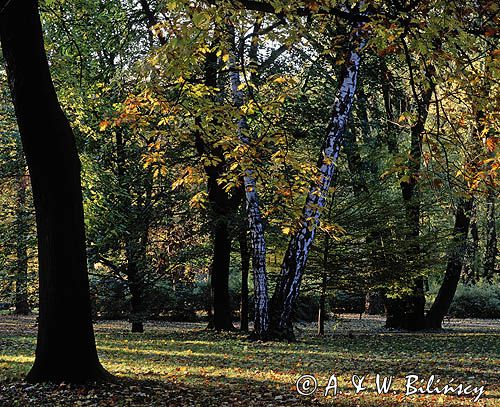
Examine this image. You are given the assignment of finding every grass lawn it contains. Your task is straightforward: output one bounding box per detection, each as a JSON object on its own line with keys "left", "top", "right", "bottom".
{"left": 0, "top": 314, "right": 498, "bottom": 406}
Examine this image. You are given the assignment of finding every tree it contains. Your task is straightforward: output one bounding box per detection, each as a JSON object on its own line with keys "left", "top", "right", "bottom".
{"left": 269, "top": 17, "right": 368, "bottom": 340}
{"left": 0, "top": 0, "right": 111, "bottom": 382}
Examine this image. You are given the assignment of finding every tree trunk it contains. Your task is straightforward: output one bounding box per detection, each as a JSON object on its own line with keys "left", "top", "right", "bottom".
{"left": 115, "top": 131, "right": 149, "bottom": 333}
{"left": 239, "top": 215, "right": 250, "bottom": 332}
{"left": 211, "top": 218, "right": 234, "bottom": 330}
{"left": 364, "top": 292, "right": 384, "bottom": 315}
{"left": 426, "top": 198, "right": 473, "bottom": 328}
{"left": 462, "top": 202, "right": 479, "bottom": 284}
{"left": 269, "top": 25, "right": 368, "bottom": 341}
{"left": 484, "top": 188, "right": 497, "bottom": 281}
{"left": 0, "top": 0, "right": 111, "bottom": 382}
{"left": 14, "top": 142, "right": 30, "bottom": 315}
{"left": 127, "top": 245, "right": 145, "bottom": 333}
{"left": 227, "top": 24, "right": 269, "bottom": 338}
{"left": 384, "top": 67, "right": 433, "bottom": 330}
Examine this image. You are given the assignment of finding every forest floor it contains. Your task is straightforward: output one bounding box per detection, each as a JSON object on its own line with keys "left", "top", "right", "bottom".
{"left": 0, "top": 314, "right": 498, "bottom": 406}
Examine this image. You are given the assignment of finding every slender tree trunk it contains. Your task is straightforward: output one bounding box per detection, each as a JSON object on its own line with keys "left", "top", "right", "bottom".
{"left": 14, "top": 140, "right": 30, "bottom": 315}
{"left": 0, "top": 0, "right": 111, "bottom": 382}
{"left": 426, "top": 198, "right": 473, "bottom": 328}
{"left": 484, "top": 188, "right": 497, "bottom": 281}
{"left": 269, "top": 24, "right": 368, "bottom": 341}
{"left": 126, "top": 245, "right": 145, "bottom": 333}
{"left": 227, "top": 23, "right": 269, "bottom": 338}
{"left": 462, "top": 202, "right": 479, "bottom": 284}
{"left": 115, "top": 131, "right": 149, "bottom": 333}
{"left": 317, "top": 231, "right": 331, "bottom": 336}
{"left": 239, "top": 215, "right": 250, "bottom": 332}
{"left": 317, "top": 196, "right": 335, "bottom": 336}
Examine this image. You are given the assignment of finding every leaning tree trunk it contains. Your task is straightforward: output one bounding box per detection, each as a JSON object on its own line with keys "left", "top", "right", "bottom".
{"left": 0, "top": 0, "right": 111, "bottom": 382}
{"left": 269, "top": 24, "right": 368, "bottom": 341}
{"left": 426, "top": 198, "right": 473, "bottom": 328}
{"left": 228, "top": 23, "right": 269, "bottom": 338}
{"left": 14, "top": 138, "right": 30, "bottom": 315}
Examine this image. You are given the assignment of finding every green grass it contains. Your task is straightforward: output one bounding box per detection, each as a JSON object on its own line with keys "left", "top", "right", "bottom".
{"left": 1, "top": 315, "right": 499, "bottom": 406}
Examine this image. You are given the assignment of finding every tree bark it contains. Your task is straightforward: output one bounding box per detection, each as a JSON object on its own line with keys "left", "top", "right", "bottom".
{"left": 426, "top": 198, "right": 473, "bottom": 328}
{"left": 462, "top": 202, "right": 479, "bottom": 284}
{"left": 211, "top": 217, "right": 234, "bottom": 330}
{"left": 0, "top": 0, "right": 111, "bottom": 382}
{"left": 269, "top": 23, "right": 368, "bottom": 340}
{"left": 239, "top": 214, "right": 250, "bottom": 332}
{"left": 227, "top": 23, "right": 269, "bottom": 338}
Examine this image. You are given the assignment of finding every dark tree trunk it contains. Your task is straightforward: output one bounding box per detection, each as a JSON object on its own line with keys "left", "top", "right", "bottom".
{"left": 194, "top": 47, "right": 238, "bottom": 332}
{"left": 462, "top": 202, "right": 479, "bottom": 284}
{"left": 14, "top": 141, "right": 30, "bottom": 315}
{"left": 239, "top": 216, "right": 250, "bottom": 332}
{"left": 0, "top": 0, "right": 111, "bottom": 382}
{"left": 426, "top": 198, "right": 473, "bottom": 329}
{"left": 115, "top": 131, "right": 149, "bottom": 333}
{"left": 484, "top": 188, "right": 497, "bottom": 281}
{"left": 364, "top": 292, "right": 384, "bottom": 315}
{"left": 384, "top": 69, "right": 433, "bottom": 331}
{"left": 127, "top": 247, "right": 145, "bottom": 333}
{"left": 211, "top": 218, "right": 234, "bottom": 330}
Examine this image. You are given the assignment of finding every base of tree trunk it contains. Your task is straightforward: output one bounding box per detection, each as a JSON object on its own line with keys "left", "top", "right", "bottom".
{"left": 131, "top": 322, "right": 144, "bottom": 333}
{"left": 364, "top": 291, "right": 385, "bottom": 315}
{"left": 425, "top": 317, "right": 443, "bottom": 330}
{"left": 13, "top": 306, "right": 31, "bottom": 316}
{"left": 26, "top": 360, "right": 114, "bottom": 384}
{"left": 267, "top": 323, "right": 296, "bottom": 342}
{"left": 385, "top": 298, "right": 426, "bottom": 331}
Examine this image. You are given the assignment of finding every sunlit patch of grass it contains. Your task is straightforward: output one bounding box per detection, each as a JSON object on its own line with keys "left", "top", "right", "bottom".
{"left": 0, "top": 315, "right": 498, "bottom": 406}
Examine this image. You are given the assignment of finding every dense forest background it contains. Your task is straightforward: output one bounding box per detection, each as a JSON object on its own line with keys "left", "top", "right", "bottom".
{"left": 0, "top": 0, "right": 498, "bottom": 360}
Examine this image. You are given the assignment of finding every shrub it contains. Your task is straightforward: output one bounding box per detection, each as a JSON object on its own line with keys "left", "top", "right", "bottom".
{"left": 448, "top": 283, "right": 500, "bottom": 319}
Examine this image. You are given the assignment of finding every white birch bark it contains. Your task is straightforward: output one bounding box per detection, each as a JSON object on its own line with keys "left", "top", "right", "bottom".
{"left": 228, "top": 25, "right": 269, "bottom": 336}
{"left": 271, "top": 22, "right": 368, "bottom": 335}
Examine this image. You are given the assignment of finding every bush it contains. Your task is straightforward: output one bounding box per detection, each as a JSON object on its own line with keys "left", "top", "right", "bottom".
{"left": 448, "top": 284, "right": 500, "bottom": 319}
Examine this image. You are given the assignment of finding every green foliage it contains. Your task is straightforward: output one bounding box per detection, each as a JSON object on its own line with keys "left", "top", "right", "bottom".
{"left": 448, "top": 283, "right": 500, "bottom": 319}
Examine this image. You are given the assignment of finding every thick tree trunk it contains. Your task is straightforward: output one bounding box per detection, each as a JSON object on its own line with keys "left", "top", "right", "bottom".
{"left": 484, "top": 188, "right": 497, "bottom": 281}
{"left": 14, "top": 143, "right": 30, "bottom": 315}
{"left": 269, "top": 25, "right": 367, "bottom": 341}
{"left": 239, "top": 216, "right": 250, "bottom": 332}
{"left": 228, "top": 24, "right": 269, "bottom": 338}
{"left": 0, "top": 0, "right": 111, "bottom": 382}
{"left": 426, "top": 198, "right": 473, "bottom": 328}
{"left": 211, "top": 218, "right": 234, "bottom": 330}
